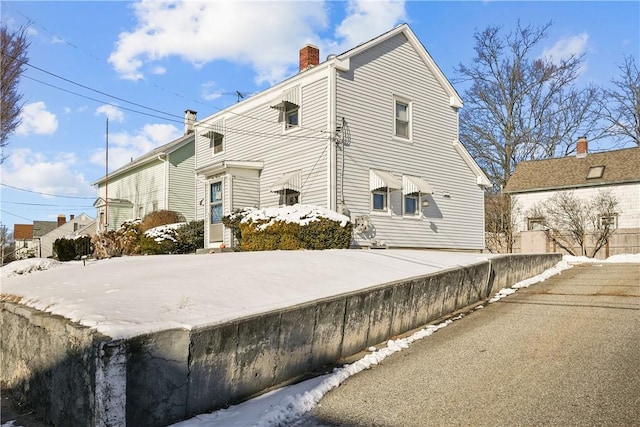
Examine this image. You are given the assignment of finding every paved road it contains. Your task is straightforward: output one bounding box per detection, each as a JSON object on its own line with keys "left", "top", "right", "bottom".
{"left": 306, "top": 263, "right": 640, "bottom": 427}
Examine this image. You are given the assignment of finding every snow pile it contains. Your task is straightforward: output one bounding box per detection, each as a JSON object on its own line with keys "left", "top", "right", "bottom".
{"left": 565, "top": 253, "right": 640, "bottom": 264}
{"left": 241, "top": 204, "right": 350, "bottom": 230}
{"left": 1, "top": 258, "right": 64, "bottom": 279}
{"left": 143, "top": 222, "right": 185, "bottom": 242}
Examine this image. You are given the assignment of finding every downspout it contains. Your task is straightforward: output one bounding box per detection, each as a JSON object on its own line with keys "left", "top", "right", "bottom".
{"left": 328, "top": 63, "right": 337, "bottom": 211}
{"left": 158, "top": 154, "right": 168, "bottom": 210}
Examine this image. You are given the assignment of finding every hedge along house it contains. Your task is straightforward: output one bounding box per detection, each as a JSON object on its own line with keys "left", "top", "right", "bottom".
{"left": 194, "top": 24, "right": 490, "bottom": 250}
{"left": 93, "top": 111, "right": 198, "bottom": 232}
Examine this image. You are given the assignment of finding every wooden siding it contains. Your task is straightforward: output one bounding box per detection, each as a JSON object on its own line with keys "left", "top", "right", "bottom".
{"left": 168, "top": 141, "right": 196, "bottom": 221}
{"left": 513, "top": 182, "right": 640, "bottom": 232}
{"left": 336, "top": 33, "right": 485, "bottom": 249}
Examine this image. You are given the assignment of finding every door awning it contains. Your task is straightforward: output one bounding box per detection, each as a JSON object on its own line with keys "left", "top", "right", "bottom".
{"left": 270, "top": 86, "right": 299, "bottom": 111}
{"left": 403, "top": 175, "right": 433, "bottom": 195}
{"left": 370, "top": 169, "right": 402, "bottom": 191}
{"left": 270, "top": 170, "right": 302, "bottom": 193}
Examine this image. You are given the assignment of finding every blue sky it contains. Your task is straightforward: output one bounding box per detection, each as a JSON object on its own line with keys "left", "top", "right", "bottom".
{"left": 1, "top": 0, "right": 638, "bottom": 232}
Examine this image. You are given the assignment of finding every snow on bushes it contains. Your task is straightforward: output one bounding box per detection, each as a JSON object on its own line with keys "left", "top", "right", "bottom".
{"left": 223, "top": 205, "right": 352, "bottom": 251}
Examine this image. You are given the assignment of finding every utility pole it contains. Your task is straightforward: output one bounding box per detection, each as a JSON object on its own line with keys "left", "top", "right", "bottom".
{"left": 105, "top": 118, "right": 109, "bottom": 232}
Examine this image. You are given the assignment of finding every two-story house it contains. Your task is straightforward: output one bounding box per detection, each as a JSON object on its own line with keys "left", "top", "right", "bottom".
{"left": 93, "top": 111, "right": 197, "bottom": 231}
{"left": 194, "top": 24, "right": 490, "bottom": 250}
{"left": 504, "top": 137, "right": 640, "bottom": 256}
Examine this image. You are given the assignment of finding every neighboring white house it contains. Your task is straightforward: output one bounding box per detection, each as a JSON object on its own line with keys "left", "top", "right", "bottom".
{"left": 194, "top": 24, "right": 491, "bottom": 250}
{"left": 93, "top": 111, "right": 197, "bottom": 232}
{"left": 503, "top": 138, "right": 640, "bottom": 255}
{"left": 39, "top": 213, "right": 95, "bottom": 258}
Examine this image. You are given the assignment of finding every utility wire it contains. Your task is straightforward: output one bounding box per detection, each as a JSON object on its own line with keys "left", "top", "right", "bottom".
{"left": 3, "top": 2, "right": 336, "bottom": 135}
{"left": 0, "top": 183, "right": 95, "bottom": 199}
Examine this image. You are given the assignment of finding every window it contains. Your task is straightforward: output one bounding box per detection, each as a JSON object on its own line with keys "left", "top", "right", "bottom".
{"left": 527, "top": 217, "right": 545, "bottom": 231}
{"left": 284, "top": 102, "right": 299, "bottom": 130}
{"left": 600, "top": 215, "right": 617, "bottom": 229}
{"left": 394, "top": 97, "right": 411, "bottom": 139}
{"left": 279, "top": 191, "right": 300, "bottom": 206}
{"left": 205, "top": 129, "right": 224, "bottom": 154}
{"left": 404, "top": 194, "right": 419, "bottom": 215}
{"left": 372, "top": 189, "right": 388, "bottom": 211}
{"left": 138, "top": 206, "right": 144, "bottom": 219}
{"left": 210, "top": 181, "right": 223, "bottom": 224}
{"left": 211, "top": 133, "right": 224, "bottom": 154}
{"left": 152, "top": 202, "right": 158, "bottom": 212}
{"left": 587, "top": 165, "right": 605, "bottom": 179}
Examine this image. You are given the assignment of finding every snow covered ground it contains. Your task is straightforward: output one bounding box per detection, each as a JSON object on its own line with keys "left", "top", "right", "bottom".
{"left": 1, "top": 252, "right": 638, "bottom": 427}
{"left": 1, "top": 249, "right": 496, "bottom": 340}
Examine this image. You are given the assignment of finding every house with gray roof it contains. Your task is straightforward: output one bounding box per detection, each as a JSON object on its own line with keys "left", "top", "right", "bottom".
{"left": 504, "top": 137, "right": 640, "bottom": 255}
{"left": 194, "top": 24, "right": 491, "bottom": 250}
{"left": 92, "top": 111, "right": 197, "bottom": 231}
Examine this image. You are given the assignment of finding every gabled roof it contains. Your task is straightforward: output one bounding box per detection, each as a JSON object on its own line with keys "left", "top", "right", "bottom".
{"left": 92, "top": 132, "right": 194, "bottom": 186}
{"left": 198, "top": 24, "right": 462, "bottom": 125}
{"left": 337, "top": 23, "right": 463, "bottom": 108}
{"left": 504, "top": 147, "right": 640, "bottom": 194}
{"left": 93, "top": 197, "right": 134, "bottom": 208}
{"left": 32, "top": 221, "right": 58, "bottom": 237}
{"left": 13, "top": 224, "right": 33, "bottom": 240}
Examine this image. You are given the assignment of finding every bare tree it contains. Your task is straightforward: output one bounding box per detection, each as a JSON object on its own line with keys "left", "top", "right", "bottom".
{"left": 528, "top": 191, "right": 618, "bottom": 258}
{"left": 1, "top": 24, "right": 30, "bottom": 163}
{"left": 600, "top": 55, "right": 640, "bottom": 146}
{"left": 456, "top": 22, "right": 603, "bottom": 189}
{"left": 1, "top": 223, "right": 15, "bottom": 266}
{"left": 485, "top": 191, "right": 521, "bottom": 253}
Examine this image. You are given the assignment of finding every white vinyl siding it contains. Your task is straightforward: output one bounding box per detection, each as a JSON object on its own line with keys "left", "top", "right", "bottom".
{"left": 168, "top": 141, "right": 196, "bottom": 221}
{"left": 336, "top": 33, "right": 485, "bottom": 249}
{"left": 512, "top": 182, "right": 640, "bottom": 232}
{"left": 196, "top": 77, "right": 329, "bottom": 212}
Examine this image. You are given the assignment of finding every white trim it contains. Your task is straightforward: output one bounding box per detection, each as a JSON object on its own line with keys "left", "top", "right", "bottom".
{"left": 452, "top": 140, "right": 491, "bottom": 187}
{"left": 195, "top": 161, "right": 264, "bottom": 178}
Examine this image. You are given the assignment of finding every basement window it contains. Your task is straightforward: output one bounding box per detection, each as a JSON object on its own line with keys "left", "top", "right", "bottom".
{"left": 587, "top": 165, "right": 605, "bottom": 179}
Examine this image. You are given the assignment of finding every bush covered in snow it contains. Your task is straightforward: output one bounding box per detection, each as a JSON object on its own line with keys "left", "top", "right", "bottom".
{"left": 224, "top": 205, "right": 352, "bottom": 251}
{"left": 139, "top": 220, "right": 205, "bottom": 255}
{"left": 92, "top": 219, "right": 142, "bottom": 259}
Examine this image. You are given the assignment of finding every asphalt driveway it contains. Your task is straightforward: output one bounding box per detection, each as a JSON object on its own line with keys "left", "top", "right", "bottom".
{"left": 308, "top": 263, "right": 640, "bottom": 427}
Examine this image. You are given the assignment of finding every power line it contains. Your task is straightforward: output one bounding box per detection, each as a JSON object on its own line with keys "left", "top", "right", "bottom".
{"left": 3, "top": 5, "right": 335, "bottom": 136}
{"left": 0, "top": 183, "right": 95, "bottom": 199}
{"left": 0, "top": 209, "right": 33, "bottom": 222}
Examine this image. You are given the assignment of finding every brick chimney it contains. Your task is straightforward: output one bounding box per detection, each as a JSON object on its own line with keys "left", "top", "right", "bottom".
{"left": 184, "top": 110, "right": 197, "bottom": 135}
{"left": 300, "top": 44, "right": 320, "bottom": 71}
{"left": 576, "top": 136, "right": 588, "bottom": 158}
{"left": 57, "top": 214, "right": 66, "bottom": 227}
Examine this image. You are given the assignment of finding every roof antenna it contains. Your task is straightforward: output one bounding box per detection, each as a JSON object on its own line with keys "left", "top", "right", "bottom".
{"left": 236, "top": 91, "right": 244, "bottom": 102}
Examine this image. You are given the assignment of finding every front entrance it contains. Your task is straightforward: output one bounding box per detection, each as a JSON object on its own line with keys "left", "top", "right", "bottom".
{"left": 209, "top": 181, "right": 223, "bottom": 243}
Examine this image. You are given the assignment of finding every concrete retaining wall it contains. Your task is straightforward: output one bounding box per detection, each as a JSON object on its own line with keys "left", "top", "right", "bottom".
{"left": 1, "top": 253, "right": 561, "bottom": 426}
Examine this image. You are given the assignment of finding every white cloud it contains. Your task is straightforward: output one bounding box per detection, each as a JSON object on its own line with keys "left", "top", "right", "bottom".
{"left": 96, "top": 104, "right": 125, "bottom": 123}
{"left": 15, "top": 102, "right": 58, "bottom": 136}
{"left": 332, "top": 0, "right": 407, "bottom": 51}
{"left": 1, "top": 148, "right": 94, "bottom": 197}
{"left": 109, "top": 1, "right": 329, "bottom": 84}
{"left": 542, "top": 32, "right": 589, "bottom": 65}
{"left": 202, "top": 81, "right": 223, "bottom": 101}
{"left": 89, "top": 123, "right": 182, "bottom": 171}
